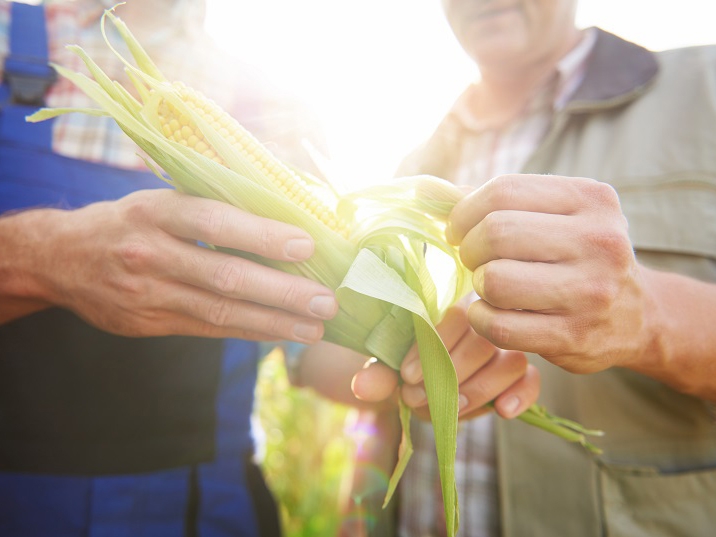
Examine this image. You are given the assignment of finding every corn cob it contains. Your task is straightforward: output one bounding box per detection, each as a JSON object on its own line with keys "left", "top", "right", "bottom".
{"left": 156, "top": 82, "right": 350, "bottom": 238}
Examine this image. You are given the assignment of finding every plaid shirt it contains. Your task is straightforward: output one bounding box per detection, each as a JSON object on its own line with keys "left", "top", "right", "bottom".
{"left": 398, "top": 29, "right": 597, "bottom": 537}
{"left": 0, "top": 0, "right": 323, "bottom": 172}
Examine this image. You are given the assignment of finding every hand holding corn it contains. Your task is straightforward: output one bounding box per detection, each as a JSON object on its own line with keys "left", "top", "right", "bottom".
{"left": 27, "top": 9, "right": 603, "bottom": 536}
{"left": 1, "top": 188, "right": 338, "bottom": 342}
{"left": 354, "top": 306, "right": 541, "bottom": 422}
{"left": 448, "top": 173, "right": 716, "bottom": 402}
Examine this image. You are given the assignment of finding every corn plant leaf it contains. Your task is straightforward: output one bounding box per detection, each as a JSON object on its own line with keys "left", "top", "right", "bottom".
{"left": 383, "top": 397, "right": 413, "bottom": 508}
{"left": 336, "top": 248, "right": 460, "bottom": 535}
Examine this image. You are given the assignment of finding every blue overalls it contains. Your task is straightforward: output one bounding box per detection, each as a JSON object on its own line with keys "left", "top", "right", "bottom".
{"left": 0, "top": 4, "right": 278, "bottom": 536}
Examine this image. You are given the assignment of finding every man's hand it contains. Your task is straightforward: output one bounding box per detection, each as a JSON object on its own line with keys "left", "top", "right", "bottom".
{"left": 447, "top": 174, "right": 653, "bottom": 374}
{"left": 352, "top": 306, "right": 540, "bottom": 420}
{"left": 0, "top": 189, "right": 337, "bottom": 342}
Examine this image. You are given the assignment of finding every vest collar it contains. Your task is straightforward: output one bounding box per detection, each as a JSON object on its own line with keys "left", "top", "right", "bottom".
{"left": 569, "top": 28, "right": 660, "bottom": 106}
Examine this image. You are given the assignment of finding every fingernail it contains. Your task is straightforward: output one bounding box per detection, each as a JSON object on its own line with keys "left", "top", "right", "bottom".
{"left": 458, "top": 393, "right": 469, "bottom": 412}
{"left": 402, "top": 358, "right": 422, "bottom": 384}
{"left": 501, "top": 395, "right": 520, "bottom": 417}
{"left": 293, "top": 322, "right": 321, "bottom": 342}
{"left": 413, "top": 387, "right": 427, "bottom": 405}
{"left": 285, "top": 238, "right": 314, "bottom": 260}
{"left": 309, "top": 295, "right": 338, "bottom": 319}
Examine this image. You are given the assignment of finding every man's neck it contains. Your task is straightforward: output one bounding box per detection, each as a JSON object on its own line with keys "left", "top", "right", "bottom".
{"left": 471, "top": 30, "right": 582, "bottom": 126}
{"left": 471, "top": 71, "right": 551, "bottom": 127}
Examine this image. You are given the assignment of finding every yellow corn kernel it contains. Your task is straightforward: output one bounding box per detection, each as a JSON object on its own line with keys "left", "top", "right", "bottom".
{"left": 155, "top": 82, "right": 349, "bottom": 238}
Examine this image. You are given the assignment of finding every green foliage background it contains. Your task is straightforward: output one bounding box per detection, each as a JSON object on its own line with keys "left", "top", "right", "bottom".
{"left": 254, "top": 349, "right": 356, "bottom": 537}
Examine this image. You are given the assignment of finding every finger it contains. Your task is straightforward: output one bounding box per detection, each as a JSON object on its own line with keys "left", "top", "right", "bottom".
{"left": 402, "top": 309, "right": 498, "bottom": 409}
{"left": 467, "top": 299, "right": 571, "bottom": 359}
{"left": 457, "top": 349, "right": 529, "bottom": 418}
{"left": 449, "top": 329, "right": 499, "bottom": 384}
{"left": 155, "top": 191, "right": 317, "bottom": 262}
{"left": 401, "top": 382, "right": 428, "bottom": 409}
{"left": 404, "top": 346, "right": 523, "bottom": 419}
{"left": 456, "top": 405, "right": 493, "bottom": 422}
{"left": 400, "top": 306, "right": 470, "bottom": 384}
{"left": 493, "top": 363, "right": 541, "bottom": 419}
{"left": 473, "top": 259, "right": 582, "bottom": 312}
{"left": 401, "top": 377, "right": 474, "bottom": 414}
{"left": 403, "top": 381, "right": 476, "bottom": 422}
{"left": 447, "top": 174, "right": 601, "bottom": 244}
{"left": 458, "top": 210, "right": 576, "bottom": 270}
{"left": 165, "top": 242, "right": 338, "bottom": 319}
{"left": 352, "top": 358, "right": 399, "bottom": 402}
{"left": 157, "top": 281, "right": 328, "bottom": 343}
{"left": 410, "top": 404, "right": 433, "bottom": 422}
{"left": 110, "top": 305, "right": 280, "bottom": 342}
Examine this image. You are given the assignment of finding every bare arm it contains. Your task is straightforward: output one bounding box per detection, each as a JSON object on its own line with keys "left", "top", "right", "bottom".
{"left": 0, "top": 189, "right": 338, "bottom": 342}
{"left": 627, "top": 266, "right": 716, "bottom": 400}
{"left": 448, "top": 173, "right": 716, "bottom": 402}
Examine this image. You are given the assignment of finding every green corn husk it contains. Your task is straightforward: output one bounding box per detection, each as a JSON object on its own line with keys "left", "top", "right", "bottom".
{"left": 27, "top": 8, "right": 603, "bottom": 536}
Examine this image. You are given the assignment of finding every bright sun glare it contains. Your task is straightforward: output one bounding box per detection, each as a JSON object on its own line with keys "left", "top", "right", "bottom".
{"left": 204, "top": 0, "right": 716, "bottom": 192}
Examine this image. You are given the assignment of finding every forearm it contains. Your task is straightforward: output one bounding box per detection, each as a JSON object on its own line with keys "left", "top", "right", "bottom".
{"left": 0, "top": 209, "right": 60, "bottom": 324}
{"left": 296, "top": 341, "right": 370, "bottom": 406}
{"left": 627, "top": 265, "right": 716, "bottom": 402}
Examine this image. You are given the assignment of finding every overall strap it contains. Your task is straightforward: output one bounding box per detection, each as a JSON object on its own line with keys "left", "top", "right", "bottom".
{"left": 3, "top": 1, "right": 56, "bottom": 105}
{"left": 0, "top": 2, "right": 55, "bottom": 149}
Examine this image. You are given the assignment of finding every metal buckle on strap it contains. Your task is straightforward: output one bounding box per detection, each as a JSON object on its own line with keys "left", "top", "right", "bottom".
{"left": 5, "top": 72, "right": 57, "bottom": 106}
{"left": 2, "top": 57, "right": 57, "bottom": 107}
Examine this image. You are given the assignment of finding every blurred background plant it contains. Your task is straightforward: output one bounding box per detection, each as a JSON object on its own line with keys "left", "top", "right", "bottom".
{"left": 254, "top": 348, "right": 356, "bottom": 537}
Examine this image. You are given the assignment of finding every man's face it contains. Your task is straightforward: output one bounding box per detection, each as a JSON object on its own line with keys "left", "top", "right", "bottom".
{"left": 441, "top": 0, "right": 578, "bottom": 70}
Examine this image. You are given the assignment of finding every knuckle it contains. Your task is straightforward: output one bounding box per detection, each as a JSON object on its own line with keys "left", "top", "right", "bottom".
{"left": 586, "top": 227, "right": 634, "bottom": 269}
{"left": 588, "top": 181, "right": 621, "bottom": 209}
{"left": 195, "top": 204, "right": 228, "bottom": 242}
{"left": 482, "top": 212, "right": 508, "bottom": 249}
{"left": 254, "top": 225, "right": 280, "bottom": 257}
{"left": 264, "top": 314, "right": 289, "bottom": 339}
{"left": 486, "top": 316, "right": 512, "bottom": 348}
{"left": 206, "top": 298, "right": 235, "bottom": 327}
{"left": 459, "top": 243, "right": 476, "bottom": 270}
{"left": 491, "top": 350, "right": 528, "bottom": 384}
{"left": 278, "top": 281, "right": 301, "bottom": 310}
{"left": 489, "top": 174, "right": 518, "bottom": 205}
{"left": 508, "top": 350, "right": 528, "bottom": 375}
{"left": 564, "top": 316, "right": 591, "bottom": 354}
{"left": 123, "top": 190, "right": 158, "bottom": 221}
{"left": 585, "top": 277, "right": 619, "bottom": 309}
{"left": 213, "top": 259, "right": 248, "bottom": 296}
{"left": 468, "top": 381, "right": 492, "bottom": 407}
{"left": 527, "top": 364, "right": 541, "bottom": 390}
{"left": 533, "top": 321, "right": 566, "bottom": 358}
{"left": 479, "top": 263, "right": 503, "bottom": 304}
{"left": 609, "top": 233, "right": 635, "bottom": 269}
{"left": 117, "top": 238, "right": 154, "bottom": 273}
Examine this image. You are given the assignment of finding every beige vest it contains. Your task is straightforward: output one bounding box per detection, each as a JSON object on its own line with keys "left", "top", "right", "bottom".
{"left": 498, "top": 34, "right": 716, "bottom": 537}
{"left": 408, "top": 29, "right": 716, "bottom": 537}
